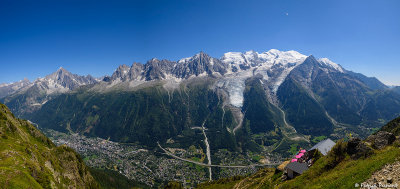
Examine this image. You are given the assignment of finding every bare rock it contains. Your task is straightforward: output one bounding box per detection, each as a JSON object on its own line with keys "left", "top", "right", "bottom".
{"left": 362, "top": 161, "right": 400, "bottom": 188}
{"left": 347, "top": 138, "right": 373, "bottom": 159}
{"left": 367, "top": 131, "right": 396, "bottom": 150}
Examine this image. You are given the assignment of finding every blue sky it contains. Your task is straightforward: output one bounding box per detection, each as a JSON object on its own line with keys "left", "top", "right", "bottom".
{"left": 1, "top": 0, "right": 399, "bottom": 85}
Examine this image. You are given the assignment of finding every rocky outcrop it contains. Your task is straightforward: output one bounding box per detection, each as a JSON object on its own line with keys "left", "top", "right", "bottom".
{"left": 367, "top": 131, "right": 396, "bottom": 150}
{"left": 347, "top": 138, "right": 373, "bottom": 159}
{"left": 362, "top": 161, "right": 400, "bottom": 189}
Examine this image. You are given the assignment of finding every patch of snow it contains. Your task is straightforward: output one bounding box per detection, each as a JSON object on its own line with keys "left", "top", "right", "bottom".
{"left": 0, "top": 83, "right": 10, "bottom": 87}
{"left": 107, "top": 78, "right": 122, "bottom": 88}
{"left": 223, "top": 79, "right": 246, "bottom": 107}
{"left": 257, "top": 49, "right": 307, "bottom": 65}
{"left": 221, "top": 52, "right": 246, "bottom": 64}
{"left": 318, "top": 58, "right": 344, "bottom": 73}
{"left": 217, "top": 68, "right": 255, "bottom": 108}
{"left": 128, "top": 80, "right": 145, "bottom": 88}
{"left": 163, "top": 73, "right": 183, "bottom": 90}
{"left": 197, "top": 72, "right": 208, "bottom": 77}
{"left": 219, "top": 49, "right": 307, "bottom": 106}
{"left": 178, "top": 57, "right": 191, "bottom": 63}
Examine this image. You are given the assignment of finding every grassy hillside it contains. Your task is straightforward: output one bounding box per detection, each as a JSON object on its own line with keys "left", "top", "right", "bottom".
{"left": 279, "top": 146, "right": 400, "bottom": 188}
{"left": 197, "top": 116, "right": 400, "bottom": 189}
{"left": 198, "top": 145, "right": 400, "bottom": 189}
{"left": 0, "top": 103, "right": 99, "bottom": 188}
{"left": 380, "top": 116, "right": 400, "bottom": 136}
{"left": 89, "top": 167, "right": 148, "bottom": 189}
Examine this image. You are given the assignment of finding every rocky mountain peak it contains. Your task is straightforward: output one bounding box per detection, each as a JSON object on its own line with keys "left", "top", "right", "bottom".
{"left": 111, "top": 64, "right": 130, "bottom": 81}
{"left": 46, "top": 67, "right": 72, "bottom": 81}
{"left": 194, "top": 51, "right": 210, "bottom": 60}
{"left": 35, "top": 67, "right": 98, "bottom": 93}
{"left": 128, "top": 62, "right": 144, "bottom": 80}
{"left": 58, "top": 66, "right": 67, "bottom": 72}
{"left": 305, "top": 55, "right": 317, "bottom": 62}
{"left": 150, "top": 57, "right": 159, "bottom": 62}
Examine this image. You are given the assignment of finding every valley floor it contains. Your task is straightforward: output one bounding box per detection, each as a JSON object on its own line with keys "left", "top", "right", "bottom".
{"left": 44, "top": 129, "right": 283, "bottom": 188}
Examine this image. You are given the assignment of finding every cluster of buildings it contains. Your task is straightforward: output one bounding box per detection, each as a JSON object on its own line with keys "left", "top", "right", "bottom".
{"left": 284, "top": 138, "right": 336, "bottom": 179}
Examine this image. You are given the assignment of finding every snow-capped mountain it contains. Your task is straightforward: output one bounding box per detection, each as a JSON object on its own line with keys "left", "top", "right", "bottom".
{"left": 103, "top": 49, "right": 329, "bottom": 107}
{"left": 3, "top": 49, "right": 399, "bottom": 146}
{"left": 318, "top": 58, "right": 344, "bottom": 72}
{"left": 34, "top": 67, "right": 98, "bottom": 94}
{"left": 105, "top": 49, "right": 308, "bottom": 83}
{"left": 8, "top": 49, "right": 399, "bottom": 159}
{"left": 219, "top": 49, "right": 307, "bottom": 107}
{"left": 2, "top": 49, "right": 390, "bottom": 118}
{"left": 221, "top": 49, "right": 307, "bottom": 73}
{"left": 0, "top": 78, "right": 31, "bottom": 98}
{"left": 1, "top": 67, "right": 98, "bottom": 116}
{"left": 95, "top": 49, "right": 399, "bottom": 135}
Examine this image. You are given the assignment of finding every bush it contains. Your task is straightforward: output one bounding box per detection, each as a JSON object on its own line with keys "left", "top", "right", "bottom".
{"left": 164, "top": 181, "right": 183, "bottom": 189}
{"left": 325, "top": 139, "right": 347, "bottom": 170}
{"left": 393, "top": 139, "right": 400, "bottom": 148}
{"left": 312, "top": 149, "right": 323, "bottom": 162}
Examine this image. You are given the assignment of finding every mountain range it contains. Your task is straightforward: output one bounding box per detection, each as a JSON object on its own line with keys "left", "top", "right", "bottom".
{"left": 1, "top": 49, "right": 400, "bottom": 155}
{"left": 0, "top": 68, "right": 98, "bottom": 116}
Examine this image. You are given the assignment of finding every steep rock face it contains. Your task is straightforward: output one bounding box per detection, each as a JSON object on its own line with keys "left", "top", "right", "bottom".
{"left": 143, "top": 58, "right": 176, "bottom": 80}
{"left": 1, "top": 67, "right": 98, "bottom": 116}
{"left": 129, "top": 62, "right": 144, "bottom": 80}
{"left": 111, "top": 64, "right": 130, "bottom": 81}
{"left": 0, "top": 103, "right": 99, "bottom": 188}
